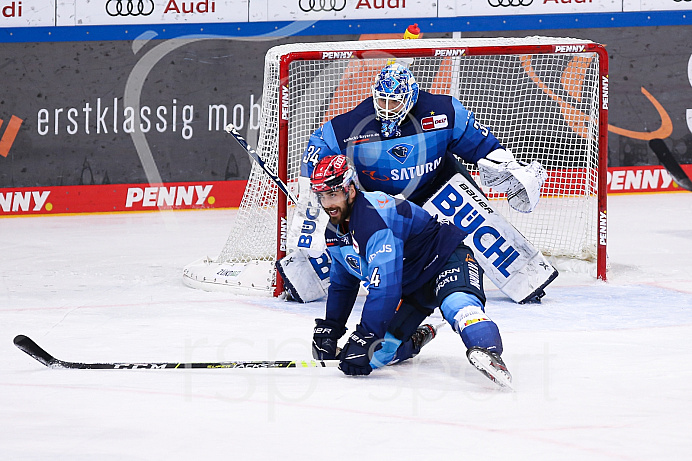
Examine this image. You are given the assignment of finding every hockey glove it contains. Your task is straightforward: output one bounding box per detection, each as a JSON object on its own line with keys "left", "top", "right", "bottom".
{"left": 338, "top": 324, "right": 378, "bottom": 376}
{"left": 312, "top": 319, "right": 346, "bottom": 360}
{"left": 477, "top": 149, "right": 547, "bottom": 213}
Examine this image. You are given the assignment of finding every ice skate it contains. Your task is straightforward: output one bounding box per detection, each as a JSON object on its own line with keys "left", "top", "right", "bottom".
{"left": 411, "top": 324, "right": 437, "bottom": 355}
{"left": 466, "top": 346, "right": 513, "bottom": 389}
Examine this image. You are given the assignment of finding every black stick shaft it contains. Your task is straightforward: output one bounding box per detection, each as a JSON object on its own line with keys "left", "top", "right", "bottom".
{"left": 13, "top": 335, "right": 338, "bottom": 370}
{"left": 225, "top": 124, "right": 298, "bottom": 203}
{"left": 649, "top": 138, "right": 692, "bottom": 192}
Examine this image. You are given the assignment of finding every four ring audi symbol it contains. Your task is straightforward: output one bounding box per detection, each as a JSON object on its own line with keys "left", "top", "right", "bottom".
{"left": 299, "top": 0, "right": 347, "bottom": 12}
{"left": 106, "top": 0, "right": 155, "bottom": 17}
{"left": 674, "top": 0, "right": 691, "bottom": 2}
{"left": 488, "top": 0, "right": 533, "bottom": 6}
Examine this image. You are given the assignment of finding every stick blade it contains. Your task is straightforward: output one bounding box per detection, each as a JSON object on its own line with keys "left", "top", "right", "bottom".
{"left": 649, "top": 139, "right": 692, "bottom": 192}
{"left": 14, "top": 335, "right": 58, "bottom": 368}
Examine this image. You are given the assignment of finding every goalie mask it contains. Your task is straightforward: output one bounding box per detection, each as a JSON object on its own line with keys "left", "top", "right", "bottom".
{"left": 310, "top": 155, "right": 357, "bottom": 195}
{"left": 372, "top": 63, "right": 419, "bottom": 138}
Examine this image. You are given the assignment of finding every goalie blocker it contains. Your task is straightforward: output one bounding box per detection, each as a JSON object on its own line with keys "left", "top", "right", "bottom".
{"left": 280, "top": 171, "right": 558, "bottom": 304}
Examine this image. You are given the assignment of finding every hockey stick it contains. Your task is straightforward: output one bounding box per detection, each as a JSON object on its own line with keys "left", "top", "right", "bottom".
{"left": 15, "top": 322, "right": 448, "bottom": 370}
{"left": 649, "top": 138, "right": 692, "bottom": 192}
{"left": 13, "top": 335, "right": 338, "bottom": 370}
{"left": 225, "top": 124, "right": 298, "bottom": 203}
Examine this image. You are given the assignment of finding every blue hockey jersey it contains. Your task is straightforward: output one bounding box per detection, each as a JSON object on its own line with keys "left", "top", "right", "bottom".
{"left": 325, "top": 190, "right": 465, "bottom": 338}
{"left": 300, "top": 91, "right": 503, "bottom": 204}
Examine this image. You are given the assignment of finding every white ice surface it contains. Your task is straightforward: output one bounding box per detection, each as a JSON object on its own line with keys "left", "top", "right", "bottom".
{"left": 1, "top": 193, "right": 691, "bottom": 460}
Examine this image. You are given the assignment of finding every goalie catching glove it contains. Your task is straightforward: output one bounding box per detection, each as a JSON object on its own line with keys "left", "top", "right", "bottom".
{"left": 477, "top": 149, "right": 547, "bottom": 213}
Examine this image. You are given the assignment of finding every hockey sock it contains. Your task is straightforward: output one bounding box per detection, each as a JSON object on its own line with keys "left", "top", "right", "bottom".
{"left": 441, "top": 292, "right": 503, "bottom": 355}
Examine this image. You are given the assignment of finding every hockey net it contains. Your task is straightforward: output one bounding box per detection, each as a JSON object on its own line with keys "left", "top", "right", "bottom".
{"left": 183, "top": 37, "right": 608, "bottom": 296}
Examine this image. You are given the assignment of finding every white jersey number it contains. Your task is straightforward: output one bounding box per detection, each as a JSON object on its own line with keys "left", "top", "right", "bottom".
{"left": 303, "top": 146, "right": 322, "bottom": 167}
{"left": 369, "top": 267, "right": 382, "bottom": 288}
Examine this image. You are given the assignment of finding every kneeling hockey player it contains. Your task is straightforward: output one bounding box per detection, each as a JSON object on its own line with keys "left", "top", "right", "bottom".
{"left": 310, "top": 154, "right": 511, "bottom": 387}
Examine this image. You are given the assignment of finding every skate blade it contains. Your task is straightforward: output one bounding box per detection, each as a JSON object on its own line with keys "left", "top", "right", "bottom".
{"left": 467, "top": 349, "right": 514, "bottom": 390}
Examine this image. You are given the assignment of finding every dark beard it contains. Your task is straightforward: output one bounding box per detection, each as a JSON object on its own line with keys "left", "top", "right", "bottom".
{"left": 323, "top": 193, "right": 354, "bottom": 229}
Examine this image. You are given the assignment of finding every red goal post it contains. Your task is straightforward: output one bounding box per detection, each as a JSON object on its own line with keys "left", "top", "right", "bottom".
{"left": 183, "top": 37, "right": 609, "bottom": 297}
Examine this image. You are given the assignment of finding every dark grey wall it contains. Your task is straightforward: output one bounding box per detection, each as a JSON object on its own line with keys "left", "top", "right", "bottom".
{"left": 1, "top": 26, "right": 690, "bottom": 188}
{"left": 0, "top": 35, "right": 338, "bottom": 187}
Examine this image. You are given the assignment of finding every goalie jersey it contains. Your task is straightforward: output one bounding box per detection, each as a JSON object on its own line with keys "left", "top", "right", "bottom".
{"left": 300, "top": 91, "right": 504, "bottom": 204}
{"left": 325, "top": 190, "right": 464, "bottom": 338}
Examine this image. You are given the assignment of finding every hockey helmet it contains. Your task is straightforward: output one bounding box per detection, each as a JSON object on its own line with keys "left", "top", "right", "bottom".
{"left": 372, "top": 63, "right": 419, "bottom": 137}
{"left": 310, "top": 155, "right": 357, "bottom": 194}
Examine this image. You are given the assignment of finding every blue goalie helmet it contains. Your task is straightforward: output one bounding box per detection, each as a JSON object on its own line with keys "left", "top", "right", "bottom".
{"left": 372, "top": 63, "right": 419, "bottom": 138}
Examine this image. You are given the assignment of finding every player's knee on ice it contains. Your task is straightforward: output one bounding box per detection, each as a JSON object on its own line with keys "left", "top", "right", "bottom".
{"left": 441, "top": 292, "right": 503, "bottom": 355}
{"left": 371, "top": 299, "right": 435, "bottom": 368}
{"left": 370, "top": 325, "right": 435, "bottom": 369}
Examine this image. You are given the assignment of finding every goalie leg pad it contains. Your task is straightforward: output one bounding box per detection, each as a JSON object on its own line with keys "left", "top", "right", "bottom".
{"left": 286, "top": 176, "right": 329, "bottom": 257}
{"left": 423, "top": 172, "right": 558, "bottom": 304}
{"left": 279, "top": 175, "right": 333, "bottom": 302}
{"left": 276, "top": 249, "right": 330, "bottom": 303}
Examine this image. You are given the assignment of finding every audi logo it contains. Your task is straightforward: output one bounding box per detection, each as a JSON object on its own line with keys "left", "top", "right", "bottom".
{"left": 299, "top": 0, "right": 347, "bottom": 13}
{"left": 488, "top": 0, "right": 533, "bottom": 6}
{"left": 674, "top": 0, "right": 691, "bottom": 2}
{"left": 106, "top": 0, "right": 155, "bottom": 17}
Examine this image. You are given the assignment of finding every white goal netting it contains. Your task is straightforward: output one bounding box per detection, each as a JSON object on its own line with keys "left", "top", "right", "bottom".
{"left": 184, "top": 37, "right": 607, "bottom": 295}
